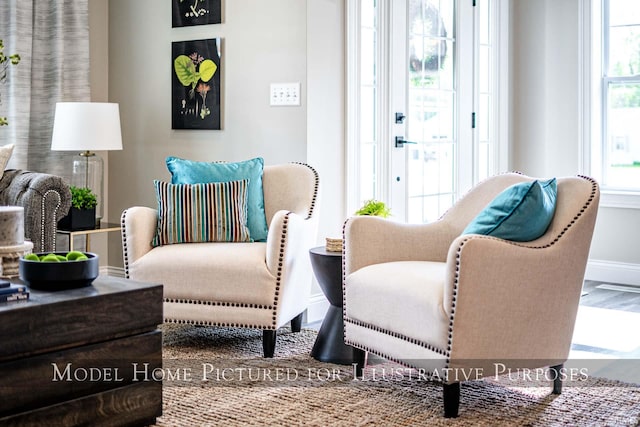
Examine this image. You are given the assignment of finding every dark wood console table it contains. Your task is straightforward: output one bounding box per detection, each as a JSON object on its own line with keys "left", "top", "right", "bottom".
{"left": 0, "top": 276, "right": 163, "bottom": 426}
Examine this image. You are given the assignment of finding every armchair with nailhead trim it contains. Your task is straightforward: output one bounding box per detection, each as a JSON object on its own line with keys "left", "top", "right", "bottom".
{"left": 121, "top": 163, "right": 320, "bottom": 357}
{"left": 343, "top": 173, "right": 599, "bottom": 417}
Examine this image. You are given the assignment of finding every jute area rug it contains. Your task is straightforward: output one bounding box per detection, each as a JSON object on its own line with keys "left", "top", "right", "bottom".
{"left": 153, "top": 325, "right": 640, "bottom": 427}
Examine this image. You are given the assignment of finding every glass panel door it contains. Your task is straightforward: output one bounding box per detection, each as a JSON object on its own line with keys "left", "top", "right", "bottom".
{"left": 405, "top": 0, "right": 457, "bottom": 223}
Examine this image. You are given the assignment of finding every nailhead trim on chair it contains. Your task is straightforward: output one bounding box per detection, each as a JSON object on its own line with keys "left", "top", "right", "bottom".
{"left": 164, "top": 299, "right": 276, "bottom": 330}
{"left": 291, "top": 162, "right": 320, "bottom": 219}
{"left": 341, "top": 218, "right": 349, "bottom": 339}
{"left": 342, "top": 337, "right": 446, "bottom": 383}
{"left": 121, "top": 209, "right": 131, "bottom": 279}
{"left": 269, "top": 212, "right": 290, "bottom": 328}
{"left": 344, "top": 318, "right": 448, "bottom": 356}
{"left": 41, "top": 189, "right": 63, "bottom": 253}
{"left": 267, "top": 162, "right": 319, "bottom": 327}
{"left": 164, "top": 298, "right": 275, "bottom": 310}
{"left": 164, "top": 318, "right": 276, "bottom": 330}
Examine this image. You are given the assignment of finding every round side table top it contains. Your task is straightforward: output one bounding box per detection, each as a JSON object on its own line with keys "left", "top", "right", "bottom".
{"left": 309, "top": 246, "right": 342, "bottom": 257}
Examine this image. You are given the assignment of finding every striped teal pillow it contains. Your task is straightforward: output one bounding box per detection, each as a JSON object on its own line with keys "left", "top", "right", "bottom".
{"left": 152, "top": 179, "right": 251, "bottom": 246}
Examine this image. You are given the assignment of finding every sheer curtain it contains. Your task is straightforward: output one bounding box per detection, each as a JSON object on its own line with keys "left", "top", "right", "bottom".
{"left": 0, "top": 0, "right": 90, "bottom": 178}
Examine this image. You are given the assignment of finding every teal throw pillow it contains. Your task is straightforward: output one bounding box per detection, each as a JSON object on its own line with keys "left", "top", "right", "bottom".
{"left": 462, "top": 178, "right": 557, "bottom": 242}
{"left": 152, "top": 180, "right": 251, "bottom": 246}
{"left": 166, "top": 156, "right": 268, "bottom": 242}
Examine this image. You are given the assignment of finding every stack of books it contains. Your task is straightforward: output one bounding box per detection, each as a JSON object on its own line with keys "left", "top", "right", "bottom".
{"left": 0, "top": 280, "right": 29, "bottom": 302}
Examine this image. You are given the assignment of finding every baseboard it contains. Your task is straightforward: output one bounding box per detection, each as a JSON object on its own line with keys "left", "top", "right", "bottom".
{"left": 100, "top": 265, "right": 125, "bottom": 278}
{"left": 585, "top": 259, "right": 640, "bottom": 286}
{"left": 306, "top": 292, "right": 330, "bottom": 324}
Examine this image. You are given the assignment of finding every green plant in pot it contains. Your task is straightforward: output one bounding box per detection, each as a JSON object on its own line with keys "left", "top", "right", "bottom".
{"left": 58, "top": 186, "right": 97, "bottom": 231}
{"left": 355, "top": 199, "right": 391, "bottom": 218}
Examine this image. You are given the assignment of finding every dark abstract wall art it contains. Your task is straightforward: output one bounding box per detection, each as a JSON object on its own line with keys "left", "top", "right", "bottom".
{"left": 172, "top": 0, "right": 222, "bottom": 27}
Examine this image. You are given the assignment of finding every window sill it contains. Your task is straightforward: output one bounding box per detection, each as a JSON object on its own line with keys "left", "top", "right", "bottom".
{"left": 600, "top": 190, "right": 640, "bottom": 209}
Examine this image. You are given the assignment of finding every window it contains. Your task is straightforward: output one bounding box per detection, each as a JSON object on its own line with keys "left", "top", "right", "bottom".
{"left": 600, "top": 0, "right": 640, "bottom": 191}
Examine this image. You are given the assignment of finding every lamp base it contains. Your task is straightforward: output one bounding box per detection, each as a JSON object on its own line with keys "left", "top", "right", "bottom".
{"left": 70, "top": 152, "right": 104, "bottom": 222}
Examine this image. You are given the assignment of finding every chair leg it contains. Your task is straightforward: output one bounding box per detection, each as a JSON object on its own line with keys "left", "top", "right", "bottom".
{"left": 262, "top": 330, "right": 277, "bottom": 358}
{"left": 443, "top": 382, "right": 460, "bottom": 418}
{"left": 550, "top": 363, "right": 563, "bottom": 394}
{"left": 290, "top": 312, "right": 303, "bottom": 332}
{"left": 353, "top": 347, "right": 366, "bottom": 378}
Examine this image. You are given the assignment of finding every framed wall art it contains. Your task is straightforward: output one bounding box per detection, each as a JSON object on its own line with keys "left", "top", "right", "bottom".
{"left": 171, "top": 38, "right": 222, "bottom": 130}
{"left": 172, "top": 0, "right": 222, "bottom": 27}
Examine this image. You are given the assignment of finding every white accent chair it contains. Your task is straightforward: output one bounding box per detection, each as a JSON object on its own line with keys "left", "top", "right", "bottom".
{"left": 343, "top": 173, "right": 600, "bottom": 417}
{"left": 121, "top": 163, "right": 319, "bottom": 357}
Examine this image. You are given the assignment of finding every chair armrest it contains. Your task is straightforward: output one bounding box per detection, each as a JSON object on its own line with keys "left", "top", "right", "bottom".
{"left": 121, "top": 206, "right": 157, "bottom": 277}
{"left": 266, "top": 210, "right": 318, "bottom": 274}
{"left": 266, "top": 210, "right": 319, "bottom": 324}
{"left": 444, "top": 234, "right": 588, "bottom": 364}
{"left": 0, "top": 169, "right": 71, "bottom": 252}
{"left": 343, "top": 216, "right": 458, "bottom": 275}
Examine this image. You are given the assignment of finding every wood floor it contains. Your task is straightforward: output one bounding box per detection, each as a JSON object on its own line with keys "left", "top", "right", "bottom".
{"left": 570, "top": 280, "right": 640, "bottom": 383}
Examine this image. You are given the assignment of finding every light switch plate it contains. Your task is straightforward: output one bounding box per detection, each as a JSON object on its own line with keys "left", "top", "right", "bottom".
{"left": 270, "top": 82, "right": 300, "bottom": 106}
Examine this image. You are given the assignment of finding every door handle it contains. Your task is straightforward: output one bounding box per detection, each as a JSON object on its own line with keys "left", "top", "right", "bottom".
{"left": 395, "top": 136, "right": 417, "bottom": 148}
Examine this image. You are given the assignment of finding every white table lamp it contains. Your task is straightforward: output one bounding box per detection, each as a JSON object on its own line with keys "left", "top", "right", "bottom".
{"left": 51, "top": 102, "right": 123, "bottom": 223}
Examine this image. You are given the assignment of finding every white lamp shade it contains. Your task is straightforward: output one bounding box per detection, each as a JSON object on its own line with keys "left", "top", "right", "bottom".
{"left": 51, "top": 102, "right": 123, "bottom": 151}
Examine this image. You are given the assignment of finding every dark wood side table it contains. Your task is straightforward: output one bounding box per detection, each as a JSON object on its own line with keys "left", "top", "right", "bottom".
{"left": 0, "top": 276, "right": 163, "bottom": 426}
{"left": 309, "top": 246, "right": 353, "bottom": 365}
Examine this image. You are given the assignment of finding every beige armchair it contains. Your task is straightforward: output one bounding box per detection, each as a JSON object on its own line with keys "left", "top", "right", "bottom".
{"left": 343, "top": 173, "right": 600, "bottom": 417}
{"left": 121, "top": 163, "right": 319, "bottom": 357}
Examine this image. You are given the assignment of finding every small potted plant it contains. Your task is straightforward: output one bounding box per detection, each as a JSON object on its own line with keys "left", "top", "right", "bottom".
{"left": 354, "top": 199, "right": 391, "bottom": 218}
{"left": 58, "top": 186, "right": 97, "bottom": 231}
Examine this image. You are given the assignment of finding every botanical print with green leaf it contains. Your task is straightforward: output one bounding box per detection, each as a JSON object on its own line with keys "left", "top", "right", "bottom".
{"left": 172, "top": 39, "right": 221, "bottom": 130}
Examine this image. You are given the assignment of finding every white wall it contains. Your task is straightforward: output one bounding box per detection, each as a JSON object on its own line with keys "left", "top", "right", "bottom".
{"left": 510, "top": 0, "right": 581, "bottom": 176}
{"left": 510, "top": 0, "right": 640, "bottom": 285}
{"left": 88, "top": 0, "right": 110, "bottom": 266}
{"left": 306, "top": 0, "right": 345, "bottom": 319}
{"left": 108, "top": 0, "right": 308, "bottom": 210}
{"left": 307, "top": 0, "right": 346, "bottom": 242}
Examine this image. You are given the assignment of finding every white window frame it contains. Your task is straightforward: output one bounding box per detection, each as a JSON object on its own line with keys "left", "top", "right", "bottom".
{"left": 582, "top": 0, "right": 640, "bottom": 208}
